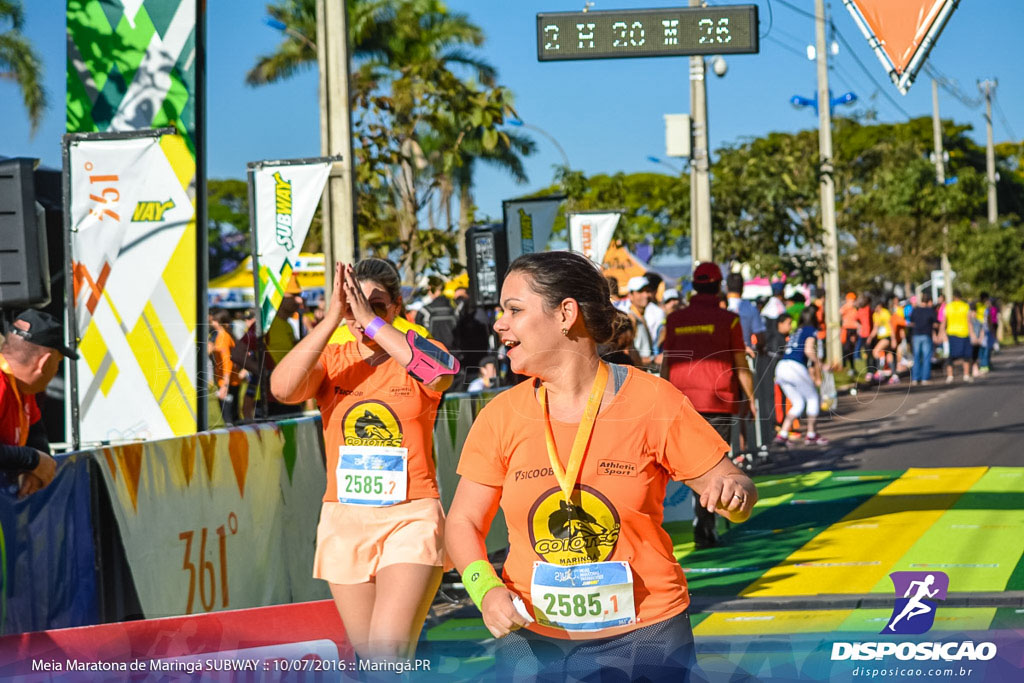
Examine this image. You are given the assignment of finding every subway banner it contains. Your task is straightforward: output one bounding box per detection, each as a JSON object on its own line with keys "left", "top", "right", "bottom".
{"left": 66, "top": 130, "right": 197, "bottom": 443}
{"left": 94, "top": 418, "right": 329, "bottom": 619}
{"left": 568, "top": 212, "right": 621, "bottom": 265}
{"left": 66, "top": 0, "right": 200, "bottom": 151}
{"left": 250, "top": 159, "right": 334, "bottom": 334}
{"left": 502, "top": 195, "right": 564, "bottom": 261}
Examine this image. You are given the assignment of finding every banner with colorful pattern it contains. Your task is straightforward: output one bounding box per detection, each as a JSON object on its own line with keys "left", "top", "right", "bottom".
{"left": 67, "top": 132, "right": 197, "bottom": 442}
{"left": 93, "top": 418, "right": 329, "bottom": 618}
{"left": 252, "top": 161, "right": 333, "bottom": 334}
{"left": 66, "top": 0, "right": 199, "bottom": 151}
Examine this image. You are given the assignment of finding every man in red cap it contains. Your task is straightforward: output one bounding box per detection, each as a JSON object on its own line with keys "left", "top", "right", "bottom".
{"left": 0, "top": 310, "right": 76, "bottom": 497}
{"left": 661, "top": 263, "right": 756, "bottom": 548}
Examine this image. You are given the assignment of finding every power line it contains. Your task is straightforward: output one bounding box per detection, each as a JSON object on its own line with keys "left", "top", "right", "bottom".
{"left": 830, "top": 21, "right": 913, "bottom": 119}
{"left": 773, "top": 0, "right": 816, "bottom": 20}
{"left": 765, "top": 34, "right": 808, "bottom": 60}
{"left": 992, "top": 91, "right": 1019, "bottom": 142}
{"left": 923, "top": 63, "right": 982, "bottom": 109}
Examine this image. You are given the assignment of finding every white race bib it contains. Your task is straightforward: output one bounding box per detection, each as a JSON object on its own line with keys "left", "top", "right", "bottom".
{"left": 336, "top": 446, "right": 407, "bottom": 506}
{"left": 530, "top": 561, "right": 635, "bottom": 631}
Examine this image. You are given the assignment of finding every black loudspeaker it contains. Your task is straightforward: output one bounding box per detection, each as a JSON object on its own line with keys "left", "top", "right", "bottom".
{"left": 0, "top": 158, "right": 50, "bottom": 308}
{"left": 466, "top": 222, "right": 509, "bottom": 309}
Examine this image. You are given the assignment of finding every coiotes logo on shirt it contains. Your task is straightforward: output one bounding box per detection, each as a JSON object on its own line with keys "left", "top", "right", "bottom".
{"left": 528, "top": 485, "right": 620, "bottom": 566}
{"left": 342, "top": 400, "right": 403, "bottom": 447}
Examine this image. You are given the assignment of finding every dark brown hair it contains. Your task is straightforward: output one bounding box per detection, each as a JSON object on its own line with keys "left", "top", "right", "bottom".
{"left": 506, "top": 251, "right": 617, "bottom": 344}
{"left": 354, "top": 258, "right": 402, "bottom": 304}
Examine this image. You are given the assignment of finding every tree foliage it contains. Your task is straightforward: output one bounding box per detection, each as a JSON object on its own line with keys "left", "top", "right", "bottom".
{"left": 0, "top": 0, "right": 46, "bottom": 134}
{"left": 248, "top": 0, "right": 532, "bottom": 282}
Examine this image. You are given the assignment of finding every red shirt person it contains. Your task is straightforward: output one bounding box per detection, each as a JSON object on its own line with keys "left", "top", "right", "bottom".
{"left": 0, "top": 310, "right": 76, "bottom": 497}
{"left": 660, "top": 263, "right": 755, "bottom": 548}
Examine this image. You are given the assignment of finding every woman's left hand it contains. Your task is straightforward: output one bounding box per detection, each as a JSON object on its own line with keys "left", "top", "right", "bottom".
{"left": 688, "top": 458, "right": 758, "bottom": 523}
{"left": 341, "top": 264, "right": 375, "bottom": 329}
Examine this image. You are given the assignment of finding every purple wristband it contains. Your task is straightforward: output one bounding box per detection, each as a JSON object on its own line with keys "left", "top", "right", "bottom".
{"left": 363, "top": 316, "right": 387, "bottom": 339}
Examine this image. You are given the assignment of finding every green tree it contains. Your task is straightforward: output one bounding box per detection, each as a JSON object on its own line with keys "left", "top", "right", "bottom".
{"left": 951, "top": 219, "right": 1024, "bottom": 301}
{"left": 207, "top": 179, "right": 250, "bottom": 277}
{"left": 543, "top": 167, "right": 690, "bottom": 254}
{"left": 0, "top": 0, "right": 46, "bottom": 134}
{"left": 248, "top": 0, "right": 531, "bottom": 283}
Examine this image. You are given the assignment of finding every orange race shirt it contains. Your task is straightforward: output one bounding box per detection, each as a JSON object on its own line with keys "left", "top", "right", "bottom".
{"left": 457, "top": 365, "right": 729, "bottom": 639}
{"left": 315, "top": 341, "right": 444, "bottom": 503}
{"left": 212, "top": 330, "right": 241, "bottom": 388}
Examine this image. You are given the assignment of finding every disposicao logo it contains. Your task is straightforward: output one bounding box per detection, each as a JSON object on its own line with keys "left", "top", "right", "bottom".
{"left": 831, "top": 571, "right": 997, "bottom": 663}
{"left": 883, "top": 570, "right": 948, "bottom": 635}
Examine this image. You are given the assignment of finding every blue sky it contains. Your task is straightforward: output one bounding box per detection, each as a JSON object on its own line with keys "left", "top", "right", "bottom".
{"left": 4, "top": 0, "right": 1022, "bottom": 224}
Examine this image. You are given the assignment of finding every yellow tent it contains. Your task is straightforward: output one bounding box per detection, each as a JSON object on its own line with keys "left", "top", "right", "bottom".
{"left": 209, "top": 253, "right": 327, "bottom": 290}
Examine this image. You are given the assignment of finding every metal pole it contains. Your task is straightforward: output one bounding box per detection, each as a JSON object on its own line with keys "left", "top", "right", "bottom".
{"left": 816, "top": 0, "right": 841, "bottom": 367}
{"left": 247, "top": 167, "right": 268, "bottom": 421}
{"left": 932, "top": 78, "right": 953, "bottom": 302}
{"left": 980, "top": 79, "right": 998, "bottom": 223}
{"left": 688, "top": 0, "right": 712, "bottom": 265}
{"left": 316, "top": 0, "right": 357, "bottom": 292}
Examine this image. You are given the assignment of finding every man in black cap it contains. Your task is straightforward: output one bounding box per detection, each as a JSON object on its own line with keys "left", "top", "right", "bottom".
{"left": 0, "top": 309, "right": 77, "bottom": 497}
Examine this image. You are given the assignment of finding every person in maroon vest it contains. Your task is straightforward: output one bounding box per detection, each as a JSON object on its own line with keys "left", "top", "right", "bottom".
{"left": 660, "top": 263, "right": 756, "bottom": 548}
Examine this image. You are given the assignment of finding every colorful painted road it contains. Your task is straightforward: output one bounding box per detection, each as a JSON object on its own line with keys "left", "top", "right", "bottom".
{"left": 427, "top": 466, "right": 1024, "bottom": 645}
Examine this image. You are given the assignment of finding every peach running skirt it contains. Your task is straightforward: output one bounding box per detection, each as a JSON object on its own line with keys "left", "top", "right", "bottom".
{"left": 313, "top": 498, "right": 446, "bottom": 585}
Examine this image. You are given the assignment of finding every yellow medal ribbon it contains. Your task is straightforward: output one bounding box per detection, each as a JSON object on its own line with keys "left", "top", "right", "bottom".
{"left": 0, "top": 354, "right": 29, "bottom": 447}
{"left": 538, "top": 362, "right": 609, "bottom": 503}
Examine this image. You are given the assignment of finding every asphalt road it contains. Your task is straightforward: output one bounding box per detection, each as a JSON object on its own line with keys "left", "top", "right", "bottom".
{"left": 766, "top": 344, "right": 1024, "bottom": 473}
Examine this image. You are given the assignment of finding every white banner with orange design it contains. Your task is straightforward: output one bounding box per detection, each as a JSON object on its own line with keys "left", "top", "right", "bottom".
{"left": 93, "top": 418, "right": 329, "bottom": 618}
{"left": 66, "top": 130, "right": 197, "bottom": 444}
{"left": 567, "top": 212, "right": 621, "bottom": 266}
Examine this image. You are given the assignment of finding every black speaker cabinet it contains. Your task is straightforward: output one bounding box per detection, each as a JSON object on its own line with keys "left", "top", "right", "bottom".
{"left": 0, "top": 158, "right": 50, "bottom": 308}
{"left": 466, "top": 223, "right": 509, "bottom": 309}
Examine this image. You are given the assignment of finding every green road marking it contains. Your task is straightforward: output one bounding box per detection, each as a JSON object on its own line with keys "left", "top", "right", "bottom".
{"left": 868, "top": 467, "right": 1024, "bottom": 597}
{"left": 677, "top": 471, "right": 900, "bottom": 596}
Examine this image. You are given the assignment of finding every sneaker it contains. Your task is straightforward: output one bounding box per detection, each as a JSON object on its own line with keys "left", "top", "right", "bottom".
{"left": 920, "top": 380, "right": 930, "bottom": 386}
{"left": 946, "top": 375, "right": 954, "bottom": 384}
{"left": 911, "top": 380, "right": 920, "bottom": 386}
{"left": 773, "top": 435, "right": 791, "bottom": 448}
{"left": 804, "top": 434, "right": 830, "bottom": 446}
{"left": 888, "top": 375, "right": 900, "bottom": 385}
{"left": 965, "top": 375, "right": 974, "bottom": 383}
{"left": 865, "top": 372, "right": 874, "bottom": 382}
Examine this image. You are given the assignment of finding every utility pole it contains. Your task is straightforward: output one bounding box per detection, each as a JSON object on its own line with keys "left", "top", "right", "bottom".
{"left": 932, "top": 79, "right": 953, "bottom": 303}
{"left": 316, "top": 0, "right": 357, "bottom": 292}
{"left": 815, "top": 0, "right": 841, "bottom": 367}
{"left": 688, "top": 0, "right": 712, "bottom": 266}
{"left": 979, "top": 78, "right": 998, "bottom": 223}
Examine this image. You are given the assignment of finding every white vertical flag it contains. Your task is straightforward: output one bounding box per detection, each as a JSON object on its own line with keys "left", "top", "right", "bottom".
{"left": 252, "top": 161, "right": 332, "bottom": 333}
{"left": 503, "top": 197, "right": 563, "bottom": 261}
{"left": 568, "top": 212, "right": 621, "bottom": 265}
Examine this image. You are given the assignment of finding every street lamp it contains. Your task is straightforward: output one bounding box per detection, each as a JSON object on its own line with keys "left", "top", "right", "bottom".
{"left": 264, "top": 16, "right": 317, "bottom": 52}
{"left": 645, "top": 155, "right": 684, "bottom": 174}
{"left": 790, "top": 90, "right": 858, "bottom": 116}
{"left": 507, "top": 117, "right": 571, "bottom": 171}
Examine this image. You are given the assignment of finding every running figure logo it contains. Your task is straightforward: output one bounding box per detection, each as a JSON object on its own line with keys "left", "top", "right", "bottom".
{"left": 882, "top": 571, "right": 949, "bottom": 635}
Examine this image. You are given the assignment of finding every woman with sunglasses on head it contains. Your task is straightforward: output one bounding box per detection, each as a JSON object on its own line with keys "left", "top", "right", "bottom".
{"left": 445, "top": 251, "right": 757, "bottom": 681}
{"left": 270, "top": 259, "right": 459, "bottom": 664}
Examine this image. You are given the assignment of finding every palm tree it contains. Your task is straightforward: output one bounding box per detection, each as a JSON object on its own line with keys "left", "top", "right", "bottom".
{"left": 0, "top": 0, "right": 47, "bottom": 135}
{"left": 246, "top": 0, "right": 395, "bottom": 86}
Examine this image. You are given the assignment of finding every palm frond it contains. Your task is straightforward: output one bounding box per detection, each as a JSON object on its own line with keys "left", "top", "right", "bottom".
{"left": 0, "top": 31, "right": 46, "bottom": 134}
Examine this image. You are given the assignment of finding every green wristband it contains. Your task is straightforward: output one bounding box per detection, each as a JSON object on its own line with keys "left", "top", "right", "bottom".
{"left": 462, "top": 560, "right": 504, "bottom": 611}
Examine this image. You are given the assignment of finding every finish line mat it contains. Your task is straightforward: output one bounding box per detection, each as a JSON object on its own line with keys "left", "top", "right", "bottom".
{"left": 424, "top": 466, "right": 1024, "bottom": 643}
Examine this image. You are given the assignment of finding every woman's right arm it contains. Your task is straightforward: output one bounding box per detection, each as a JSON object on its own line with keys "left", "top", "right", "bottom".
{"left": 270, "top": 263, "right": 346, "bottom": 404}
{"left": 446, "top": 478, "right": 530, "bottom": 638}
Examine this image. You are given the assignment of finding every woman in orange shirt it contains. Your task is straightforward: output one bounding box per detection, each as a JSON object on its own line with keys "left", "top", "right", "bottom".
{"left": 270, "top": 259, "right": 457, "bottom": 663}
{"left": 446, "top": 251, "right": 757, "bottom": 680}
